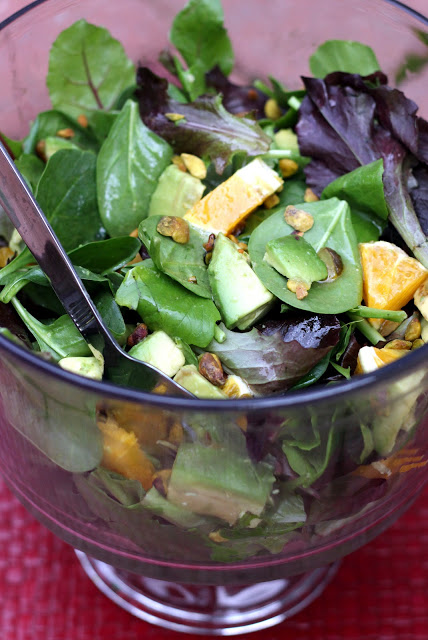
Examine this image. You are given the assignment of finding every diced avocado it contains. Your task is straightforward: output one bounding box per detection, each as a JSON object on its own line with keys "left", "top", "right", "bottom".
{"left": 173, "top": 364, "right": 227, "bottom": 399}
{"left": 208, "top": 233, "right": 275, "bottom": 330}
{"left": 274, "top": 129, "right": 299, "bottom": 152}
{"left": 167, "top": 443, "right": 275, "bottom": 525}
{"left": 148, "top": 164, "right": 205, "bottom": 218}
{"left": 59, "top": 354, "right": 103, "bottom": 380}
{"left": 59, "top": 344, "right": 104, "bottom": 380}
{"left": 129, "top": 330, "right": 185, "bottom": 377}
{"left": 143, "top": 486, "right": 213, "bottom": 529}
{"left": 44, "top": 136, "right": 79, "bottom": 160}
{"left": 264, "top": 234, "right": 328, "bottom": 284}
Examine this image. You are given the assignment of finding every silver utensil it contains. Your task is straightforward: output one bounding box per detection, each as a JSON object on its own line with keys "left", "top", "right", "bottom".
{"left": 0, "top": 142, "right": 192, "bottom": 397}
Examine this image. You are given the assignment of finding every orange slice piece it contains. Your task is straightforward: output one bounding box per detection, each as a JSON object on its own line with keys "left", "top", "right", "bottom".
{"left": 354, "top": 345, "right": 407, "bottom": 375}
{"left": 359, "top": 241, "right": 428, "bottom": 311}
{"left": 98, "top": 416, "right": 155, "bottom": 490}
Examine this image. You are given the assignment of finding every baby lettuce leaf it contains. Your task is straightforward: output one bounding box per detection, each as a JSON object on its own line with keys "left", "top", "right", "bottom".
{"left": 93, "top": 290, "right": 126, "bottom": 342}
{"left": 309, "top": 40, "right": 380, "bottom": 77}
{"left": 205, "top": 67, "right": 267, "bottom": 117}
{"left": 136, "top": 68, "right": 271, "bottom": 174}
{"left": 11, "top": 298, "right": 91, "bottom": 361}
{"left": 248, "top": 198, "right": 363, "bottom": 314}
{"left": 139, "top": 216, "right": 211, "bottom": 298}
{"left": 169, "top": 0, "right": 234, "bottom": 100}
{"left": 296, "top": 72, "right": 428, "bottom": 266}
{"left": 0, "top": 132, "right": 22, "bottom": 160}
{"left": 321, "top": 159, "right": 387, "bottom": 242}
{"left": 115, "top": 260, "right": 220, "bottom": 348}
{"left": 97, "top": 100, "right": 172, "bottom": 237}
{"left": 207, "top": 314, "right": 340, "bottom": 394}
{"left": 322, "top": 159, "right": 388, "bottom": 220}
{"left": 68, "top": 237, "right": 141, "bottom": 274}
{"left": 47, "top": 20, "right": 135, "bottom": 119}
{"left": 36, "top": 149, "right": 104, "bottom": 251}
{"left": 14, "top": 154, "right": 45, "bottom": 192}
{"left": 23, "top": 110, "right": 99, "bottom": 154}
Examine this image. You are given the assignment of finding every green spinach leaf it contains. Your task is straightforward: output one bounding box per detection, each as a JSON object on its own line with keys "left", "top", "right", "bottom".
{"left": 0, "top": 133, "right": 23, "bottom": 160}
{"left": 248, "top": 198, "right": 363, "bottom": 314}
{"left": 93, "top": 290, "right": 126, "bottom": 342}
{"left": 47, "top": 20, "right": 135, "bottom": 119}
{"left": 322, "top": 159, "right": 388, "bottom": 242}
{"left": 23, "top": 110, "right": 99, "bottom": 154}
{"left": 36, "top": 149, "right": 105, "bottom": 251}
{"left": 97, "top": 100, "right": 172, "bottom": 237}
{"left": 170, "top": 0, "right": 234, "bottom": 100}
{"left": 309, "top": 40, "right": 380, "bottom": 77}
{"left": 139, "top": 216, "right": 211, "bottom": 298}
{"left": 69, "top": 237, "right": 141, "bottom": 274}
{"left": 14, "top": 154, "right": 45, "bottom": 192}
{"left": 11, "top": 297, "right": 91, "bottom": 361}
{"left": 115, "top": 260, "right": 220, "bottom": 348}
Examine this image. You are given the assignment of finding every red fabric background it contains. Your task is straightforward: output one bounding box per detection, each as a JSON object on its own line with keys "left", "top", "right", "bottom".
{"left": 1, "top": 476, "right": 427, "bottom": 640}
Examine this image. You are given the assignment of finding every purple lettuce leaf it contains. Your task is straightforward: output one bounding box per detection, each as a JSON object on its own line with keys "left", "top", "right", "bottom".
{"left": 410, "top": 165, "right": 428, "bottom": 235}
{"left": 296, "top": 72, "right": 428, "bottom": 266}
{"left": 135, "top": 67, "right": 270, "bottom": 174}
{"left": 205, "top": 66, "right": 267, "bottom": 118}
{"left": 207, "top": 312, "right": 341, "bottom": 394}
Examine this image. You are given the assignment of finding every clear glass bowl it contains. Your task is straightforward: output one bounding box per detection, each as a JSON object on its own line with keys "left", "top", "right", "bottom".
{"left": 1, "top": 0, "right": 428, "bottom": 635}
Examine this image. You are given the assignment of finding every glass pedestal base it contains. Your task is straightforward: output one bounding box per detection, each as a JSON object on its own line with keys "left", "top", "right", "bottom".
{"left": 75, "top": 551, "right": 340, "bottom": 635}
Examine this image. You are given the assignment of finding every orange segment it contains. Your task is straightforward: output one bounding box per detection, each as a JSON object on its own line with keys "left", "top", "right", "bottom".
{"left": 184, "top": 158, "right": 282, "bottom": 234}
{"left": 98, "top": 416, "right": 155, "bottom": 490}
{"left": 359, "top": 241, "right": 428, "bottom": 311}
{"left": 354, "top": 345, "right": 406, "bottom": 375}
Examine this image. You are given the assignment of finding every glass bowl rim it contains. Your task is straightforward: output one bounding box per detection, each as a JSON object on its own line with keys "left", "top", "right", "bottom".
{"left": 1, "top": 0, "right": 428, "bottom": 413}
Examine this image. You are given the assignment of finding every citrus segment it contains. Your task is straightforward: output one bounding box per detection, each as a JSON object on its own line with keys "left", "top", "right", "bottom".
{"left": 359, "top": 241, "right": 428, "bottom": 313}
{"left": 98, "top": 416, "right": 155, "bottom": 490}
{"left": 354, "top": 345, "right": 407, "bottom": 375}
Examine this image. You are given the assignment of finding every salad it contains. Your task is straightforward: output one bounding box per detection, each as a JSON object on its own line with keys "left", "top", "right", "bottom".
{"left": 0, "top": 0, "right": 428, "bottom": 563}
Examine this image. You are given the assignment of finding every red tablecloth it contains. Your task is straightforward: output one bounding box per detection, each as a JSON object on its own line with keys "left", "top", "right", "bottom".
{"left": 1, "top": 476, "right": 427, "bottom": 640}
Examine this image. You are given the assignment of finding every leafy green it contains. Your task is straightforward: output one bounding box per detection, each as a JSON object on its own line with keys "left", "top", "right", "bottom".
{"left": 248, "top": 198, "right": 363, "bottom": 314}
{"left": 97, "top": 100, "right": 172, "bottom": 237}
{"left": 1, "top": 362, "right": 103, "bottom": 472}
{"left": 22, "top": 110, "right": 99, "bottom": 154}
{"left": 47, "top": 20, "right": 135, "bottom": 119}
{"left": 207, "top": 315, "right": 340, "bottom": 394}
{"left": 93, "top": 290, "right": 127, "bottom": 342}
{"left": 36, "top": 149, "right": 105, "bottom": 251}
{"left": 283, "top": 425, "right": 339, "bottom": 488}
{"left": 309, "top": 40, "right": 380, "bottom": 77}
{"left": 11, "top": 297, "right": 91, "bottom": 361}
{"left": 169, "top": 0, "right": 234, "bottom": 100}
{"left": 0, "top": 132, "right": 22, "bottom": 160}
{"left": 139, "top": 216, "right": 212, "bottom": 298}
{"left": 14, "top": 154, "right": 45, "bottom": 192}
{"left": 68, "top": 237, "right": 140, "bottom": 274}
{"left": 136, "top": 68, "right": 271, "bottom": 174}
{"left": 322, "top": 159, "right": 388, "bottom": 242}
{"left": 115, "top": 260, "right": 220, "bottom": 348}
{"left": 395, "top": 29, "right": 428, "bottom": 84}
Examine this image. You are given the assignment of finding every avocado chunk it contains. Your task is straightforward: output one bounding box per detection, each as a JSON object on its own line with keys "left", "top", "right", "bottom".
{"left": 264, "top": 234, "right": 328, "bottom": 284}
{"left": 148, "top": 164, "right": 205, "bottom": 219}
{"left": 129, "top": 330, "right": 185, "bottom": 377}
{"left": 173, "top": 364, "right": 227, "bottom": 399}
{"left": 208, "top": 233, "right": 275, "bottom": 330}
{"left": 58, "top": 344, "right": 104, "bottom": 380}
{"left": 167, "top": 443, "right": 275, "bottom": 525}
{"left": 143, "top": 487, "right": 213, "bottom": 529}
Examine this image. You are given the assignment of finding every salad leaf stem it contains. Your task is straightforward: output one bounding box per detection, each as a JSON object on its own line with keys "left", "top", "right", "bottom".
{"left": 346, "top": 312, "right": 386, "bottom": 345}
{"left": 288, "top": 97, "right": 302, "bottom": 111}
{"left": 349, "top": 306, "right": 407, "bottom": 323}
